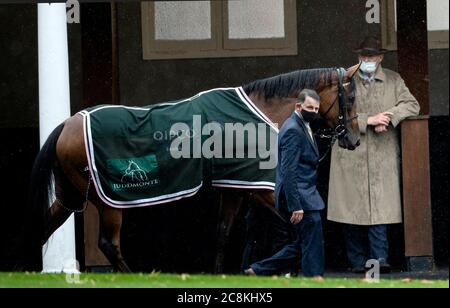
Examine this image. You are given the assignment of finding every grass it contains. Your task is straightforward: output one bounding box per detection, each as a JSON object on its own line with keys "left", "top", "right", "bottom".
{"left": 0, "top": 272, "right": 448, "bottom": 288}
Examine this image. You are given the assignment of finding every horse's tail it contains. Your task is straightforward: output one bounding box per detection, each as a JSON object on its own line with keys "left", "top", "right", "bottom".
{"left": 19, "top": 123, "right": 65, "bottom": 270}
{"left": 29, "top": 123, "right": 65, "bottom": 238}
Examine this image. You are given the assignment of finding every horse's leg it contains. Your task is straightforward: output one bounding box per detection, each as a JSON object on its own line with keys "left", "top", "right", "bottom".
{"left": 40, "top": 114, "right": 90, "bottom": 246}
{"left": 56, "top": 114, "right": 130, "bottom": 272}
{"left": 94, "top": 201, "right": 131, "bottom": 272}
{"left": 51, "top": 173, "right": 131, "bottom": 273}
{"left": 214, "top": 191, "right": 244, "bottom": 273}
{"left": 42, "top": 166, "right": 85, "bottom": 244}
{"left": 239, "top": 190, "right": 290, "bottom": 270}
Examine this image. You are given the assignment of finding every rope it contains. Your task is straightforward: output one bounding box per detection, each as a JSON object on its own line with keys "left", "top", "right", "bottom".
{"left": 55, "top": 171, "right": 91, "bottom": 214}
{"left": 317, "top": 134, "right": 338, "bottom": 163}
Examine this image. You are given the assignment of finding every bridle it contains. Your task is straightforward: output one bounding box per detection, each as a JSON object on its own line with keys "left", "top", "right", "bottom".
{"left": 316, "top": 67, "right": 358, "bottom": 162}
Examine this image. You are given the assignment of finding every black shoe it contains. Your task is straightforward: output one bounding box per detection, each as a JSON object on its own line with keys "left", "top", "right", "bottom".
{"left": 379, "top": 260, "right": 391, "bottom": 273}
{"left": 350, "top": 266, "right": 367, "bottom": 274}
{"left": 365, "top": 259, "right": 391, "bottom": 273}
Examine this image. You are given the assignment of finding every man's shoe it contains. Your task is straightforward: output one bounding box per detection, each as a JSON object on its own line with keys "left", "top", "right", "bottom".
{"left": 365, "top": 259, "right": 391, "bottom": 273}
{"left": 244, "top": 268, "right": 256, "bottom": 276}
{"left": 350, "top": 266, "right": 367, "bottom": 274}
{"left": 378, "top": 260, "right": 391, "bottom": 273}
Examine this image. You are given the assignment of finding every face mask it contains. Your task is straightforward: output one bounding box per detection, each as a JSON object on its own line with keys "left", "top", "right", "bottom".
{"left": 301, "top": 109, "right": 317, "bottom": 123}
{"left": 360, "top": 61, "right": 378, "bottom": 74}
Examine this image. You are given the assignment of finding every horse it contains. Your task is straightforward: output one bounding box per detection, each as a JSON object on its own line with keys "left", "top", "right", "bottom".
{"left": 24, "top": 65, "right": 361, "bottom": 273}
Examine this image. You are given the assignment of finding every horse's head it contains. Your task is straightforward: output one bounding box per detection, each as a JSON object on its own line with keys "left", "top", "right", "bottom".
{"left": 317, "top": 64, "right": 361, "bottom": 150}
{"left": 243, "top": 66, "right": 361, "bottom": 150}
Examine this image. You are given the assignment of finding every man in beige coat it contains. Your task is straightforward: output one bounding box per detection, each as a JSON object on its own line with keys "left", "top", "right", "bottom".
{"left": 327, "top": 36, "right": 420, "bottom": 273}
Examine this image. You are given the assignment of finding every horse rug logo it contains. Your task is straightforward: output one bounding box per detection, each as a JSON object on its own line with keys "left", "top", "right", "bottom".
{"left": 121, "top": 160, "right": 148, "bottom": 183}
{"left": 107, "top": 154, "right": 160, "bottom": 192}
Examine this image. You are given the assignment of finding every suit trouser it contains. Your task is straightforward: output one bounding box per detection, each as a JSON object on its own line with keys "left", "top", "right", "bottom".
{"left": 343, "top": 224, "right": 388, "bottom": 268}
{"left": 250, "top": 211, "right": 324, "bottom": 277}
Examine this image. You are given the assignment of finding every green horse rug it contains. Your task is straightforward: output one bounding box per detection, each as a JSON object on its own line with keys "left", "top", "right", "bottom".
{"left": 80, "top": 87, "right": 278, "bottom": 208}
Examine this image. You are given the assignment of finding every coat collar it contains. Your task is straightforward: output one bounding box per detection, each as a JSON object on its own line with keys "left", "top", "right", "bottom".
{"left": 292, "top": 113, "right": 319, "bottom": 156}
{"left": 374, "top": 65, "right": 386, "bottom": 81}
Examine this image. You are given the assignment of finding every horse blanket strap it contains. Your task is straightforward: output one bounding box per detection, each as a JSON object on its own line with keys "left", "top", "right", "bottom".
{"left": 79, "top": 87, "right": 277, "bottom": 208}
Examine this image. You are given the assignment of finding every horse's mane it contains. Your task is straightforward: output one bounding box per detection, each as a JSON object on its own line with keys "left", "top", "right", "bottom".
{"left": 243, "top": 68, "right": 335, "bottom": 99}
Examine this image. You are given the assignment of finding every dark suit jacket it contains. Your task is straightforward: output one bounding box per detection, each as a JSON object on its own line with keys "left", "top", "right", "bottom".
{"left": 274, "top": 113, "right": 325, "bottom": 213}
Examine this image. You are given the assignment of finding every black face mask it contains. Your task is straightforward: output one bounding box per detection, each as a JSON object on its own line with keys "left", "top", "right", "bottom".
{"left": 301, "top": 109, "right": 317, "bottom": 123}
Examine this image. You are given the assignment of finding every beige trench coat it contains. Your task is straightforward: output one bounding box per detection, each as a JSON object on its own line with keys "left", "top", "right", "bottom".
{"left": 327, "top": 66, "right": 420, "bottom": 225}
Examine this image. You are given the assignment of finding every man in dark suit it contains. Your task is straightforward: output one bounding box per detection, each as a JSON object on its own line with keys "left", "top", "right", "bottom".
{"left": 245, "top": 89, "right": 325, "bottom": 278}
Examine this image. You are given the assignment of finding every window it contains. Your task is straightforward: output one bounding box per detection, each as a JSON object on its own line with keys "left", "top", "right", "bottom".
{"left": 381, "top": 0, "right": 449, "bottom": 51}
{"left": 426, "top": 0, "right": 449, "bottom": 49}
{"left": 141, "top": 0, "right": 297, "bottom": 60}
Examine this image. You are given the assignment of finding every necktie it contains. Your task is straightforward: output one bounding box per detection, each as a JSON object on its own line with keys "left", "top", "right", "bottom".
{"left": 306, "top": 123, "right": 313, "bottom": 140}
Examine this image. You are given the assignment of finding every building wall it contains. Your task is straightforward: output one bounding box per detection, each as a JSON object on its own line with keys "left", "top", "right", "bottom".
{"left": 428, "top": 45, "right": 449, "bottom": 266}
{"left": 117, "top": 1, "right": 397, "bottom": 106}
{"left": 0, "top": 5, "right": 38, "bottom": 128}
{"left": 430, "top": 49, "right": 449, "bottom": 116}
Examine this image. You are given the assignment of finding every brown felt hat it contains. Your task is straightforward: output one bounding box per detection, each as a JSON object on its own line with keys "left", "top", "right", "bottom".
{"left": 353, "top": 36, "right": 388, "bottom": 56}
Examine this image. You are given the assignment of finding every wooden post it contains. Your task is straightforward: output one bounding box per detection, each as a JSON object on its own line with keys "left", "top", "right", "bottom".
{"left": 401, "top": 117, "right": 434, "bottom": 271}
{"left": 397, "top": 0, "right": 434, "bottom": 271}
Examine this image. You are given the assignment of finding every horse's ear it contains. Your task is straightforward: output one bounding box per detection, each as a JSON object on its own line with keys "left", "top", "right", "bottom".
{"left": 346, "top": 63, "right": 361, "bottom": 79}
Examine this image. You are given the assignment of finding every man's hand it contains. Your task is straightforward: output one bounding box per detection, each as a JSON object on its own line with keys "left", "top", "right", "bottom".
{"left": 290, "top": 210, "right": 304, "bottom": 225}
{"left": 374, "top": 125, "right": 388, "bottom": 133}
{"left": 368, "top": 112, "right": 392, "bottom": 127}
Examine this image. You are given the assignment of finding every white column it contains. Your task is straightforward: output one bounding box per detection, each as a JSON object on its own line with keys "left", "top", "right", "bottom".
{"left": 38, "top": 3, "right": 77, "bottom": 274}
